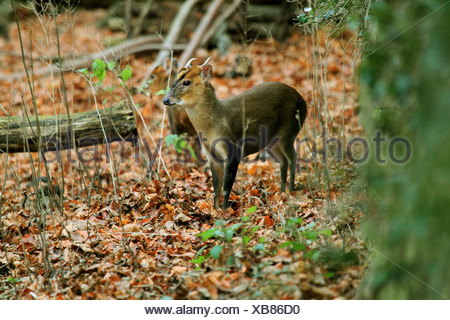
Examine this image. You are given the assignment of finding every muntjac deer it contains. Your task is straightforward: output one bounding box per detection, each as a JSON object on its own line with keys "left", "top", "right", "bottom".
{"left": 148, "top": 60, "right": 197, "bottom": 138}
{"left": 163, "top": 58, "right": 307, "bottom": 210}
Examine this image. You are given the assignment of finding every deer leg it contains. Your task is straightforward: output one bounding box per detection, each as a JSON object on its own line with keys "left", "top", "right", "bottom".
{"left": 271, "top": 145, "right": 288, "bottom": 193}
{"left": 278, "top": 141, "right": 298, "bottom": 192}
{"left": 222, "top": 145, "right": 241, "bottom": 210}
{"left": 207, "top": 154, "right": 224, "bottom": 209}
{"left": 286, "top": 145, "right": 297, "bottom": 192}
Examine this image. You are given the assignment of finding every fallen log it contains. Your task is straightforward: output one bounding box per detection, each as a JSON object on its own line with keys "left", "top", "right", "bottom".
{"left": 0, "top": 100, "right": 139, "bottom": 154}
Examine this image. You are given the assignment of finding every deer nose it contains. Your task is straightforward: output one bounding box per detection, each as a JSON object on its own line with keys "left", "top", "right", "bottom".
{"left": 163, "top": 96, "right": 171, "bottom": 105}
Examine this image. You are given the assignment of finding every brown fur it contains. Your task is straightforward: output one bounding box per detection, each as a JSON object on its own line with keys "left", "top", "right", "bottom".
{"left": 148, "top": 61, "right": 198, "bottom": 149}
{"left": 164, "top": 63, "right": 307, "bottom": 210}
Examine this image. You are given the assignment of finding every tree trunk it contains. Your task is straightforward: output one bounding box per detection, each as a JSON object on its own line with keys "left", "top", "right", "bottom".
{"left": 0, "top": 100, "right": 138, "bottom": 154}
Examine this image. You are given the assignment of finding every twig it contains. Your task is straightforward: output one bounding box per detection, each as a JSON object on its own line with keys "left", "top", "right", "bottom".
{"left": 125, "top": 0, "right": 133, "bottom": 38}
{"left": 200, "top": 0, "right": 243, "bottom": 47}
{"left": 131, "top": 0, "right": 154, "bottom": 38}
{"left": 0, "top": 35, "right": 179, "bottom": 81}
{"left": 143, "top": 0, "right": 199, "bottom": 83}
{"left": 179, "top": 0, "right": 225, "bottom": 67}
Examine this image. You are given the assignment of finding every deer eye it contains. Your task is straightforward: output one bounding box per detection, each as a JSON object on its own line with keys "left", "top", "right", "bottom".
{"left": 183, "top": 80, "right": 191, "bottom": 86}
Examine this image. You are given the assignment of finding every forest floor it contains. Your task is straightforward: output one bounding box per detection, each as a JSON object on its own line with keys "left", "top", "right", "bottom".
{"left": 0, "top": 8, "right": 368, "bottom": 299}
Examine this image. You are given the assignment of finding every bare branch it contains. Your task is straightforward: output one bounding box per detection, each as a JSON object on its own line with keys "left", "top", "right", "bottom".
{"left": 0, "top": 35, "right": 187, "bottom": 81}
{"left": 143, "top": 0, "right": 200, "bottom": 82}
{"left": 179, "top": 0, "right": 225, "bottom": 67}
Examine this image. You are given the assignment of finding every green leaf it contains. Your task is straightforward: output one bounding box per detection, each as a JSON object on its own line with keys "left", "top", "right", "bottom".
{"left": 215, "top": 220, "right": 225, "bottom": 227}
{"left": 305, "top": 249, "right": 320, "bottom": 262}
{"left": 107, "top": 61, "right": 117, "bottom": 70}
{"left": 243, "top": 235, "right": 250, "bottom": 246}
{"left": 213, "top": 229, "right": 225, "bottom": 238}
{"left": 175, "top": 138, "right": 190, "bottom": 154}
{"left": 303, "top": 230, "right": 319, "bottom": 240}
{"left": 120, "top": 65, "right": 132, "bottom": 81}
{"left": 287, "top": 217, "right": 303, "bottom": 226}
{"left": 250, "top": 226, "right": 259, "bottom": 234}
{"left": 305, "top": 222, "right": 316, "bottom": 229}
{"left": 246, "top": 206, "right": 257, "bottom": 213}
{"left": 323, "top": 271, "right": 335, "bottom": 278}
{"left": 259, "top": 237, "right": 265, "bottom": 243}
{"left": 156, "top": 87, "right": 169, "bottom": 96}
{"left": 77, "top": 68, "right": 88, "bottom": 75}
{"left": 210, "top": 245, "right": 223, "bottom": 259}
{"left": 197, "top": 228, "right": 218, "bottom": 241}
{"left": 229, "top": 223, "right": 241, "bottom": 232}
{"left": 226, "top": 255, "right": 234, "bottom": 267}
{"left": 279, "top": 241, "right": 305, "bottom": 251}
{"left": 241, "top": 216, "right": 250, "bottom": 223}
{"left": 292, "top": 242, "right": 305, "bottom": 251}
{"left": 191, "top": 255, "right": 205, "bottom": 265}
{"left": 165, "top": 134, "right": 178, "bottom": 147}
{"left": 196, "top": 245, "right": 209, "bottom": 257}
{"left": 298, "top": 13, "right": 308, "bottom": 24}
{"left": 279, "top": 241, "right": 294, "bottom": 249}
{"left": 254, "top": 243, "right": 265, "bottom": 251}
{"left": 92, "top": 59, "right": 106, "bottom": 83}
{"left": 318, "top": 229, "right": 332, "bottom": 237}
{"left": 7, "top": 277, "right": 20, "bottom": 285}
{"left": 139, "top": 81, "right": 150, "bottom": 92}
{"left": 102, "top": 98, "right": 108, "bottom": 105}
{"left": 178, "top": 139, "right": 187, "bottom": 149}
{"left": 185, "top": 145, "right": 198, "bottom": 161}
{"left": 225, "top": 229, "right": 234, "bottom": 242}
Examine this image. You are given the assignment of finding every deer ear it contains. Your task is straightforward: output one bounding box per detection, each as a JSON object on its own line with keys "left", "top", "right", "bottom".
{"left": 201, "top": 65, "right": 212, "bottom": 83}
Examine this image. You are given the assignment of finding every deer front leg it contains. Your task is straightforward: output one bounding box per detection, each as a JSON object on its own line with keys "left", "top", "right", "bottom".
{"left": 208, "top": 157, "right": 224, "bottom": 210}
{"left": 222, "top": 145, "right": 241, "bottom": 210}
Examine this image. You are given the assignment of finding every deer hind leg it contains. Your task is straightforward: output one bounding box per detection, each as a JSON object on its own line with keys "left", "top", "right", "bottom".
{"left": 271, "top": 144, "right": 288, "bottom": 193}
{"left": 277, "top": 142, "right": 297, "bottom": 192}
{"left": 285, "top": 144, "right": 297, "bottom": 192}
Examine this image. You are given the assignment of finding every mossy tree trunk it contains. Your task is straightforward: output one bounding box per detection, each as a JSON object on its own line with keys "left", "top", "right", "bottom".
{"left": 357, "top": 1, "right": 450, "bottom": 299}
